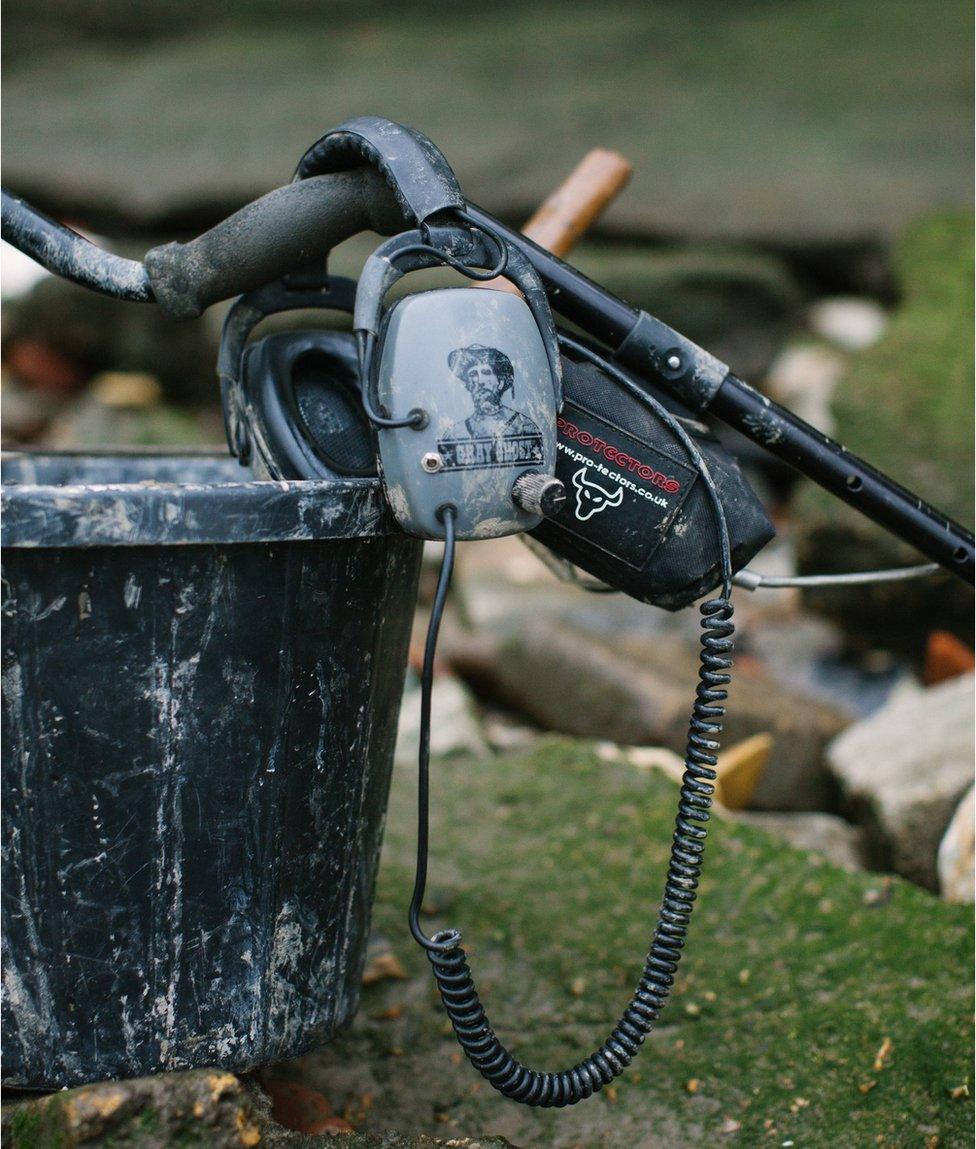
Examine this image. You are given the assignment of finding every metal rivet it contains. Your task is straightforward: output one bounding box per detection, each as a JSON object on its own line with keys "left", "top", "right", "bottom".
{"left": 421, "top": 452, "right": 444, "bottom": 474}
{"left": 667, "top": 354, "right": 682, "bottom": 371}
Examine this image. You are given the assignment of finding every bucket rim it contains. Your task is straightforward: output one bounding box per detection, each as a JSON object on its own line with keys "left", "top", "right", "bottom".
{"left": 1, "top": 449, "right": 397, "bottom": 548}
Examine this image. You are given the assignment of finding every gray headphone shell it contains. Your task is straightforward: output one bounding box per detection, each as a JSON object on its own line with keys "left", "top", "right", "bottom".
{"left": 373, "top": 287, "right": 558, "bottom": 539}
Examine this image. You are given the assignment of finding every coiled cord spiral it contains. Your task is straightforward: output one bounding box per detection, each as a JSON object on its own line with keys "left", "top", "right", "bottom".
{"left": 418, "top": 588, "right": 733, "bottom": 1107}
{"left": 410, "top": 334, "right": 737, "bottom": 1106}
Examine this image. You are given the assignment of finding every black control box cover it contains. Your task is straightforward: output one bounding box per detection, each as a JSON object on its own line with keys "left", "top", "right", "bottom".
{"left": 530, "top": 346, "right": 774, "bottom": 609}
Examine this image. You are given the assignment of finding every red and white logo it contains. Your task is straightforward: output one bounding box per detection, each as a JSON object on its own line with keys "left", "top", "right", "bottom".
{"left": 557, "top": 416, "right": 681, "bottom": 494}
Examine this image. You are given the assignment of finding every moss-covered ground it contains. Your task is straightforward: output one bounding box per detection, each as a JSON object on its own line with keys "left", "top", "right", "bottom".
{"left": 305, "top": 739, "right": 974, "bottom": 1148}
{"left": 792, "top": 212, "right": 974, "bottom": 651}
{"left": 800, "top": 213, "right": 974, "bottom": 530}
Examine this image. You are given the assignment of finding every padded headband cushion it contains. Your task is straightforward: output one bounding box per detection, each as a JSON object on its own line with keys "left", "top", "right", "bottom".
{"left": 293, "top": 116, "right": 465, "bottom": 226}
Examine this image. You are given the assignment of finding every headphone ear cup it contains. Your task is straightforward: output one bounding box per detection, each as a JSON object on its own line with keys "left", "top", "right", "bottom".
{"left": 242, "top": 330, "right": 376, "bottom": 480}
{"left": 291, "top": 340, "right": 375, "bottom": 476}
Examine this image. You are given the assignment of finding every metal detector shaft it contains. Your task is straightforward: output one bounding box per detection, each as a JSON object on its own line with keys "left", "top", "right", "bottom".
{"left": 4, "top": 182, "right": 971, "bottom": 581}
{"left": 464, "top": 203, "right": 975, "bottom": 584}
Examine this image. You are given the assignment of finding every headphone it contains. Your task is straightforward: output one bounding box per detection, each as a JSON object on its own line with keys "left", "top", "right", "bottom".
{"left": 219, "top": 116, "right": 476, "bottom": 481}
{"left": 220, "top": 116, "right": 772, "bottom": 603}
{"left": 217, "top": 273, "right": 374, "bottom": 481}
{"left": 222, "top": 118, "right": 565, "bottom": 540}
{"left": 217, "top": 116, "right": 772, "bottom": 1112}
{"left": 349, "top": 223, "right": 563, "bottom": 540}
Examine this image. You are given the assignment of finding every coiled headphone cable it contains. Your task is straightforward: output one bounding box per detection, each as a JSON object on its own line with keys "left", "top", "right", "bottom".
{"left": 409, "top": 348, "right": 735, "bottom": 1107}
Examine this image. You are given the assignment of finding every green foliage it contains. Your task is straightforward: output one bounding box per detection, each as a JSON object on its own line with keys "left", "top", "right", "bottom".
{"left": 136, "top": 1108, "right": 160, "bottom": 1133}
{"left": 5, "top": 1100, "right": 65, "bottom": 1149}
{"left": 329, "top": 739, "right": 974, "bottom": 1147}
{"left": 827, "top": 212, "right": 975, "bottom": 525}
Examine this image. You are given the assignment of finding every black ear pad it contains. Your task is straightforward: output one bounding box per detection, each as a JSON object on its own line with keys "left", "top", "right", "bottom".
{"left": 291, "top": 345, "right": 375, "bottom": 476}
{"left": 241, "top": 330, "right": 376, "bottom": 480}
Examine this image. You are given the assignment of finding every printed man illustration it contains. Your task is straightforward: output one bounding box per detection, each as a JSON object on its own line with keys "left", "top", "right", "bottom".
{"left": 438, "top": 344, "right": 543, "bottom": 470}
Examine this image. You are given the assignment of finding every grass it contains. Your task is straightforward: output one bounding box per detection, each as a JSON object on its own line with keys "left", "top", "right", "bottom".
{"left": 5, "top": 1102, "right": 66, "bottom": 1149}
{"left": 793, "top": 211, "right": 974, "bottom": 528}
{"left": 823, "top": 212, "right": 975, "bottom": 527}
{"left": 3, "top": 738, "right": 970, "bottom": 1146}
{"left": 790, "top": 211, "right": 975, "bottom": 651}
{"left": 310, "top": 738, "right": 974, "bottom": 1147}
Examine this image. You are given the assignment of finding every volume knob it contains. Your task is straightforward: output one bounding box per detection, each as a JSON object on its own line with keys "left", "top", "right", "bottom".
{"left": 511, "top": 471, "right": 566, "bottom": 517}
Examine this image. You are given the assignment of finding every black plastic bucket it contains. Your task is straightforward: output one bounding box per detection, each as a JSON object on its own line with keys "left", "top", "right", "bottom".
{"left": 1, "top": 450, "right": 422, "bottom": 1088}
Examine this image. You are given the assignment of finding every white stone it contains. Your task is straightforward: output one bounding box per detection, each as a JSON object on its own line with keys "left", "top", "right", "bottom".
{"left": 765, "top": 344, "right": 846, "bottom": 434}
{"left": 1, "top": 238, "right": 52, "bottom": 298}
{"left": 938, "top": 785, "right": 975, "bottom": 904}
{"left": 395, "top": 675, "right": 489, "bottom": 766}
{"left": 808, "top": 296, "right": 888, "bottom": 351}
{"left": 732, "top": 811, "right": 865, "bottom": 872}
{"left": 827, "top": 674, "right": 975, "bottom": 888}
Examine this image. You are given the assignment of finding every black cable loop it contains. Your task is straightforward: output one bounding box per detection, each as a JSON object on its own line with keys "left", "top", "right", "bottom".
{"left": 391, "top": 228, "right": 509, "bottom": 282}
{"left": 408, "top": 336, "right": 736, "bottom": 1106}
{"left": 408, "top": 504, "right": 461, "bottom": 954}
{"left": 356, "top": 330, "right": 427, "bottom": 429}
{"left": 419, "top": 597, "right": 732, "bottom": 1107}
{"left": 357, "top": 222, "right": 509, "bottom": 430}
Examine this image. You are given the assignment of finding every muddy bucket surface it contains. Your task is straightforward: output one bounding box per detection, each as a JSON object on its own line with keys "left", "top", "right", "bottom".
{"left": 1, "top": 450, "right": 422, "bottom": 1088}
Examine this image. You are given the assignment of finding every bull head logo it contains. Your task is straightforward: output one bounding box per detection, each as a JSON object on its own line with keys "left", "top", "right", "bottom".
{"left": 572, "top": 466, "right": 624, "bottom": 521}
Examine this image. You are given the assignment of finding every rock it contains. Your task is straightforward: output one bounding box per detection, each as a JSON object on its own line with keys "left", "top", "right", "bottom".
{"left": 43, "top": 372, "right": 211, "bottom": 448}
{"left": 0, "top": 368, "right": 68, "bottom": 442}
{"left": 0, "top": 239, "right": 52, "bottom": 299}
{"left": 262, "top": 1080, "right": 335, "bottom": 1135}
{"left": 571, "top": 243, "right": 803, "bottom": 381}
{"left": 0, "top": 1069, "right": 263, "bottom": 1148}
{"left": 3, "top": 337, "right": 86, "bottom": 396}
{"left": 715, "top": 733, "right": 773, "bottom": 810}
{"left": 938, "top": 786, "right": 975, "bottom": 904}
{"left": 731, "top": 811, "right": 865, "bottom": 871}
{"left": 599, "top": 734, "right": 771, "bottom": 811}
{"left": 601, "top": 742, "right": 685, "bottom": 782}
{"left": 0, "top": 1068, "right": 522, "bottom": 1147}
{"left": 395, "top": 675, "right": 489, "bottom": 767}
{"left": 2, "top": 272, "right": 220, "bottom": 407}
{"left": 482, "top": 710, "right": 541, "bottom": 752}
{"left": 764, "top": 343, "right": 847, "bottom": 435}
{"left": 3, "top": 6, "right": 970, "bottom": 247}
{"left": 450, "top": 622, "right": 848, "bottom": 811}
{"left": 322, "top": 1116, "right": 356, "bottom": 1134}
{"left": 793, "top": 214, "right": 974, "bottom": 657}
{"left": 924, "top": 630, "right": 976, "bottom": 686}
{"left": 826, "top": 674, "right": 975, "bottom": 888}
{"left": 807, "top": 297, "right": 887, "bottom": 351}
{"left": 491, "top": 623, "right": 689, "bottom": 746}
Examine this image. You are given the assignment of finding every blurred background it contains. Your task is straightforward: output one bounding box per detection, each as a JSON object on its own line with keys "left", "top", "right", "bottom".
{"left": 3, "top": 0, "right": 972, "bottom": 649}
{"left": 2, "top": 4, "right": 973, "bottom": 1145}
